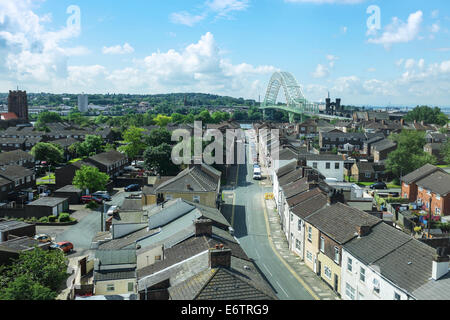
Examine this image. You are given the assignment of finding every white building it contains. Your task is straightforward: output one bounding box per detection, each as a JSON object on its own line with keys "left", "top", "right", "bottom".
{"left": 305, "top": 154, "right": 345, "bottom": 182}
{"left": 341, "top": 222, "right": 450, "bottom": 300}
{"left": 78, "top": 94, "right": 88, "bottom": 113}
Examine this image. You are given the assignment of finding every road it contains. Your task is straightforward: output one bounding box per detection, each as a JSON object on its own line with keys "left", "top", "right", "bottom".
{"left": 225, "top": 136, "right": 315, "bottom": 300}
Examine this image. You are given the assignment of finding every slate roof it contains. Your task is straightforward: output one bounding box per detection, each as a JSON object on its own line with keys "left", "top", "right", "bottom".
{"left": 168, "top": 257, "right": 277, "bottom": 300}
{"left": 372, "top": 239, "right": 436, "bottom": 294}
{"left": 354, "top": 162, "right": 376, "bottom": 173}
{"left": 27, "top": 197, "right": 67, "bottom": 207}
{"left": 88, "top": 150, "right": 127, "bottom": 166}
{"left": 415, "top": 171, "right": 450, "bottom": 196}
{"left": 304, "top": 154, "right": 345, "bottom": 162}
{"left": 291, "top": 193, "right": 328, "bottom": 219}
{"left": 51, "top": 137, "right": 79, "bottom": 148}
{"left": 344, "top": 222, "right": 413, "bottom": 265}
{"left": 0, "top": 150, "right": 34, "bottom": 165}
{"left": 94, "top": 269, "right": 136, "bottom": 282}
{"left": 0, "top": 220, "right": 33, "bottom": 232}
{"left": 120, "top": 198, "right": 143, "bottom": 211}
{"left": 0, "top": 236, "right": 46, "bottom": 252}
{"left": 287, "top": 188, "right": 322, "bottom": 208}
{"left": 95, "top": 249, "right": 137, "bottom": 265}
{"left": 371, "top": 139, "right": 397, "bottom": 152}
{"left": 412, "top": 273, "right": 450, "bottom": 300}
{"left": 278, "top": 168, "right": 304, "bottom": 187}
{"left": 305, "top": 203, "right": 381, "bottom": 244}
{"left": 283, "top": 177, "right": 311, "bottom": 199}
{"left": 0, "top": 165, "right": 33, "bottom": 180}
{"left": 401, "top": 164, "right": 443, "bottom": 184}
{"left": 156, "top": 164, "right": 220, "bottom": 193}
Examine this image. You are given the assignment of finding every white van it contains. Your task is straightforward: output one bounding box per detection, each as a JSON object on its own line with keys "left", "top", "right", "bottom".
{"left": 253, "top": 167, "right": 262, "bottom": 180}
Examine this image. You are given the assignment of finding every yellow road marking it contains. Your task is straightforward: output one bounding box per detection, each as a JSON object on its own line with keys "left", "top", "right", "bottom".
{"left": 261, "top": 195, "right": 320, "bottom": 301}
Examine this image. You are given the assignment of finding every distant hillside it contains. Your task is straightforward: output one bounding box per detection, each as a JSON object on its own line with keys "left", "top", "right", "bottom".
{"left": 0, "top": 92, "right": 257, "bottom": 108}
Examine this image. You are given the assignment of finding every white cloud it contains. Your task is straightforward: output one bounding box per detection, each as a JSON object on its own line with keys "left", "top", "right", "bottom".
{"left": 170, "top": 12, "right": 206, "bottom": 27}
{"left": 102, "top": 43, "right": 135, "bottom": 55}
{"left": 431, "top": 23, "right": 440, "bottom": 33}
{"left": 312, "top": 64, "right": 329, "bottom": 78}
{"left": 368, "top": 11, "right": 423, "bottom": 49}
{"left": 170, "top": 0, "right": 249, "bottom": 26}
{"left": 431, "top": 10, "right": 439, "bottom": 19}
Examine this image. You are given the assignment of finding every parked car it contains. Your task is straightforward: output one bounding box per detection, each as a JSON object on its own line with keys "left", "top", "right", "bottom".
{"left": 125, "top": 184, "right": 141, "bottom": 192}
{"left": 51, "top": 241, "right": 73, "bottom": 253}
{"left": 107, "top": 205, "right": 119, "bottom": 216}
{"left": 92, "top": 191, "right": 112, "bottom": 201}
{"left": 34, "top": 234, "right": 52, "bottom": 243}
{"left": 81, "top": 195, "right": 103, "bottom": 204}
{"left": 370, "top": 182, "right": 388, "bottom": 190}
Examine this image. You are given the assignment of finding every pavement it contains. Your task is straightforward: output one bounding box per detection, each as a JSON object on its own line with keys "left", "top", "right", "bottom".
{"left": 220, "top": 132, "right": 339, "bottom": 300}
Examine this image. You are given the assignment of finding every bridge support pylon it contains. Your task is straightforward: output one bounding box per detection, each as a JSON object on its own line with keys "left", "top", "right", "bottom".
{"left": 288, "top": 112, "right": 295, "bottom": 124}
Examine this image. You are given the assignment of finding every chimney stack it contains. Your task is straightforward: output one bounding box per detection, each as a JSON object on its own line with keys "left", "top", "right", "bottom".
{"left": 432, "top": 248, "right": 449, "bottom": 281}
{"left": 209, "top": 247, "right": 232, "bottom": 269}
{"left": 195, "top": 219, "right": 213, "bottom": 237}
{"left": 400, "top": 119, "right": 405, "bottom": 126}
{"left": 357, "top": 225, "right": 371, "bottom": 237}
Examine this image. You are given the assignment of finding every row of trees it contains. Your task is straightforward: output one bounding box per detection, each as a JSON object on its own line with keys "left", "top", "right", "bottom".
{"left": 404, "top": 106, "right": 448, "bottom": 126}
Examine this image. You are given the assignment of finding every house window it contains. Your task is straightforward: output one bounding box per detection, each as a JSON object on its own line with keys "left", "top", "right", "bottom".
{"left": 313, "top": 162, "right": 318, "bottom": 169}
{"left": 307, "top": 226, "right": 312, "bottom": 242}
{"left": 335, "top": 163, "right": 340, "bottom": 169}
{"left": 166, "top": 194, "right": 173, "bottom": 201}
{"left": 106, "top": 284, "right": 115, "bottom": 292}
{"left": 193, "top": 195, "right": 200, "bottom": 203}
{"left": 365, "top": 172, "right": 371, "bottom": 178}
{"left": 360, "top": 267, "right": 366, "bottom": 283}
{"left": 347, "top": 257, "right": 353, "bottom": 272}
{"left": 345, "top": 283, "right": 356, "bottom": 300}
{"left": 326, "top": 163, "right": 331, "bottom": 169}
{"left": 334, "top": 247, "right": 340, "bottom": 264}
{"left": 298, "top": 220, "right": 302, "bottom": 232}
{"left": 290, "top": 214, "right": 293, "bottom": 222}
{"left": 373, "top": 278, "right": 380, "bottom": 294}
{"left": 296, "top": 239, "right": 301, "bottom": 250}
{"left": 155, "top": 255, "right": 162, "bottom": 261}
{"left": 306, "top": 251, "right": 313, "bottom": 262}
{"left": 128, "top": 282, "right": 134, "bottom": 292}
{"left": 320, "top": 237, "right": 325, "bottom": 253}
{"left": 324, "top": 266, "right": 332, "bottom": 280}
{"left": 394, "top": 292, "right": 401, "bottom": 300}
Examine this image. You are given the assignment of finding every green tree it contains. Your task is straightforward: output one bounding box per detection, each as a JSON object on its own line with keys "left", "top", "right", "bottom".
{"left": 0, "top": 248, "right": 67, "bottom": 300}
{"left": 441, "top": 140, "right": 450, "bottom": 165}
{"left": 145, "top": 128, "right": 172, "bottom": 148}
{"left": 154, "top": 114, "right": 172, "bottom": 127}
{"left": 386, "top": 130, "right": 437, "bottom": 181}
{"left": 76, "top": 135, "right": 104, "bottom": 157}
{"left": 404, "top": 106, "right": 449, "bottom": 126}
{"left": 143, "top": 143, "right": 179, "bottom": 175}
{"left": 73, "top": 165, "right": 110, "bottom": 193}
{"left": 118, "top": 126, "right": 146, "bottom": 161}
{"left": 195, "top": 110, "right": 213, "bottom": 123}
{"left": 30, "top": 142, "right": 64, "bottom": 165}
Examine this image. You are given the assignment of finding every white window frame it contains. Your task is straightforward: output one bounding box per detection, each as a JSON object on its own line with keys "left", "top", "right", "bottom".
{"left": 106, "top": 284, "right": 115, "bottom": 292}
{"left": 345, "top": 283, "right": 356, "bottom": 300}
{"left": 306, "top": 251, "right": 313, "bottom": 262}
{"left": 307, "top": 226, "right": 312, "bottom": 242}
{"left": 324, "top": 266, "right": 332, "bottom": 280}
{"left": 320, "top": 237, "right": 325, "bottom": 253}
{"left": 347, "top": 257, "right": 353, "bottom": 272}
{"left": 360, "top": 267, "right": 366, "bottom": 283}
{"left": 334, "top": 247, "right": 340, "bottom": 264}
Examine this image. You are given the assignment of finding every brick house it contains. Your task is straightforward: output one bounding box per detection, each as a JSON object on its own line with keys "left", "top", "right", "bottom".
{"left": 350, "top": 162, "right": 386, "bottom": 182}
{"left": 85, "top": 150, "right": 129, "bottom": 178}
{"left": 401, "top": 164, "right": 445, "bottom": 202}
{"left": 414, "top": 171, "right": 450, "bottom": 216}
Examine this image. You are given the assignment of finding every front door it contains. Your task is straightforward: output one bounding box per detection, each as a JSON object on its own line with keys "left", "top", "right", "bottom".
{"left": 318, "top": 261, "right": 322, "bottom": 277}
{"left": 334, "top": 274, "right": 339, "bottom": 292}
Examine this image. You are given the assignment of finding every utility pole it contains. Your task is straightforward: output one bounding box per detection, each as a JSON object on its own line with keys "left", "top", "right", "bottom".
{"left": 428, "top": 198, "right": 432, "bottom": 239}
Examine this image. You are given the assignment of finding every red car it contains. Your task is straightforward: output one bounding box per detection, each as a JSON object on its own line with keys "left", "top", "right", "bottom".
{"left": 51, "top": 241, "right": 73, "bottom": 253}
{"left": 81, "top": 195, "right": 103, "bottom": 204}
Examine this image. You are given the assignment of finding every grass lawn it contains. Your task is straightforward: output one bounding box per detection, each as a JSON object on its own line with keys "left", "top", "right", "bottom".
{"left": 67, "top": 158, "right": 84, "bottom": 164}
{"left": 437, "top": 165, "right": 450, "bottom": 168}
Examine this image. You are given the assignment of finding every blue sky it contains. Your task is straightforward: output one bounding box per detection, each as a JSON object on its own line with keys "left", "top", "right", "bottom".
{"left": 0, "top": 0, "right": 449, "bottom": 106}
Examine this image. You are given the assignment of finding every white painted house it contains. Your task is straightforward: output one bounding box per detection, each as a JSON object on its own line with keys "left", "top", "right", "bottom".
{"left": 342, "top": 222, "right": 450, "bottom": 300}
{"left": 305, "top": 154, "right": 345, "bottom": 182}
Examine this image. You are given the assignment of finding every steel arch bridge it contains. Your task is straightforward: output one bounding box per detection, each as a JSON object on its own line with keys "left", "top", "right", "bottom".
{"left": 260, "top": 71, "right": 320, "bottom": 123}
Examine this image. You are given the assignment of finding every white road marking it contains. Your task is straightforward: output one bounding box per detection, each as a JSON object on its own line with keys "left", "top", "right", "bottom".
{"left": 276, "top": 281, "right": 290, "bottom": 298}
{"left": 255, "top": 250, "right": 261, "bottom": 259}
{"left": 262, "top": 264, "right": 273, "bottom": 277}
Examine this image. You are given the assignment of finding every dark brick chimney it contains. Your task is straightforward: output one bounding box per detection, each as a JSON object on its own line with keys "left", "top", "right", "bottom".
{"left": 357, "top": 225, "right": 371, "bottom": 237}
{"left": 209, "top": 247, "right": 232, "bottom": 269}
{"left": 195, "top": 219, "right": 213, "bottom": 237}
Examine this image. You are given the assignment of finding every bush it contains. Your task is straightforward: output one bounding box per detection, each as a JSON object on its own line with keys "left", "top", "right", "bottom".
{"left": 58, "top": 213, "right": 70, "bottom": 223}
{"left": 86, "top": 201, "right": 99, "bottom": 210}
{"left": 48, "top": 216, "right": 57, "bottom": 223}
{"left": 39, "top": 216, "right": 48, "bottom": 223}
